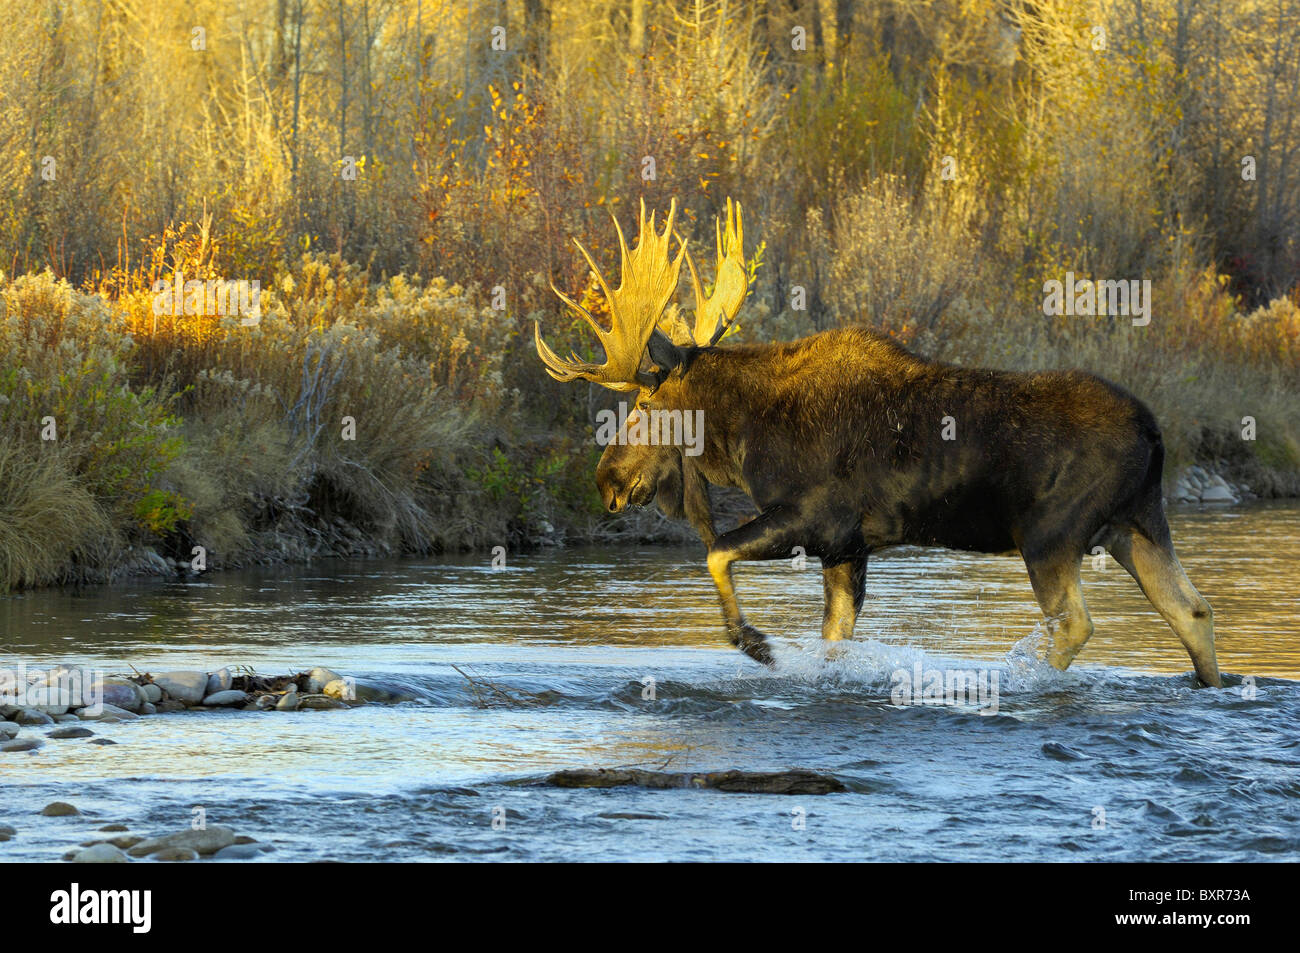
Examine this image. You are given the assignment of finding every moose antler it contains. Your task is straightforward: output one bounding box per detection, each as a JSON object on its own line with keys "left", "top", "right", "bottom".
{"left": 536, "top": 199, "right": 687, "bottom": 391}
{"left": 683, "top": 198, "right": 747, "bottom": 347}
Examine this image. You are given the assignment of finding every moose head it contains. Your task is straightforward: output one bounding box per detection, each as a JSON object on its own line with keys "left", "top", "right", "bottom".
{"left": 536, "top": 198, "right": 749, "bottom": 544}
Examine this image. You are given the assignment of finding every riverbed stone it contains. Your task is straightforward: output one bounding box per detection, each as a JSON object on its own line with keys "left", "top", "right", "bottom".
{"left": 52, "top": 713, "right": 81, "bottom": 723}
{"left": 205, "top": 668, "right": 233, "bottom": 695}
{"left": 140, "top": 683, "right": 162, "bottom": 704}
{"left": 99, "top": 823, "right": 130, "bottom": 832}
{"left": 14, "top": 708, "right": 56, "bottom": 726}
{"left": 304, "top": 667, "right": 344, "bottom": 694}
{"left": 76, "top": 703, "right": 138, "bottom": 721}
{"left": 299, "top": 694, "right": 347, "bottom": 710}
{"left": 140, "top": 702, "right": 156, "bottom": 715}
{"left": 89, "top": 738, "right": 117, "bottom": 745}
{"left": 0, "top": 823, "right": 16, "bottom": 840}
{"left": 129, "top": 824, "right": 237, "bottom": 857}
{"left": 153, "top": 847, "right": 199, "bottom": 861}
{"left": 155, "top": 699, "right": 187, "bottom": 713}
{"left": 48, "top": 726, "right": 95, "bottom": 739}
{"left": 202, "top": 690, "right": 248, "bottom": 707}
{"left": 212, "top": 843, "right": 265, "bottom": 860}
{"left": 71, "top": 843, "right": 129, "bottom": 864}
{"left": 0, "top": 722, "right": 19, "bottom": 739}
{"left": 2, "top": 737, "right": 43, "bottom": 753}
{"left": 1201, "top": 481, "right": 1238, "bottom": 503}
{"left": 93, "top": 679, "right": 147, "bottom": 712}
{"left": 41, "top": 801, "right": 80, "bottom": 816}
{"left": 152, "top": 671, "right": 209, "bottom": 704}
{"left": 274, "top": 691, "right": 300, "bottom": 711}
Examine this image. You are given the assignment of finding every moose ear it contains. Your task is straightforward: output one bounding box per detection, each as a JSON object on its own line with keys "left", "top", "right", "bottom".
{"left": 642, "top": 327, "right": 685, "bottom": 391}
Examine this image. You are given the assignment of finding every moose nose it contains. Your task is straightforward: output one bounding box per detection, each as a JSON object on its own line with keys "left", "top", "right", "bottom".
{"left": 607, "top": 495, "right": 620, "bottom": 512}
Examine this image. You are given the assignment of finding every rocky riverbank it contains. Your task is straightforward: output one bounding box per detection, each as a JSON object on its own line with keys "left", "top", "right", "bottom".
{"left": 0, "top": 664, "right": 415, "bottom": 756}
{"left": 0, "top": 804, "right": 272, "bottom": 862}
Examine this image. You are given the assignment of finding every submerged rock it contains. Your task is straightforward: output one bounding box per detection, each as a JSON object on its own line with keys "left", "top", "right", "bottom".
{"left": 544, "top": 768, "right": 847, "bottom": 795}
{"left": 0, "top": 722, "right": 19, "bottom": 739}
{"left": 89, "top": 738, "right": 118, "bottom": 746}
{"left": 41, "top": 801, "right": 80, "bottom": 816}
{"left": 48, "top": 726, "right": 95, "bottom": 739}
{"left": 129, "top": 824, "right": 236, "bottom": 857}
{"left": 71, "top": 843, "right": 129, "bottom": 864}
{"left": 152, "top": 847, "right": 199, "bottom": 861}
{"left": 2, "top": 738, "right": 44, "bottom": 753}
{"left": 76, "top": 703, "right": 138, "bottom": 721}
{"left": 298, "top": 694, "right": 347, "bottom": 710}
{"left": 212, "top": 843, "right": 266, "bottom": 860}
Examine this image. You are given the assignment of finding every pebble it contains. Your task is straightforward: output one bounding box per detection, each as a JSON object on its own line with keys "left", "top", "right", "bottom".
{"left": 2, "top": 738, "right": 44, "bottom": 753}
{"left": 255, "top": 694, "right": 277, "bottom": 709}
{"left": 71, "top": 843, "right": 129, "bottom": 863}
{"left": 275, "top": 691, "right": 300, "bottom": 711}
{"left": 95, "top": 680, "right": 146, "bottom": 712}
{"left": 48, "top": 726, "right": 95, "bottom": 739}
{"left": 202, "top": 690, "right": 249, "bottom": 707}
{"left": 212, "top": 843, "right": 266, "bottom": 860}
{"left": 152, "top": 847, "right": 199, "bottom": 861}
{"left": 205, "top": 668, "right": 233, "bottom": 695}
{"left": 304, "top": 667, "right": 344, "bottom": 694}
{"left": 129, "top": 825, "right": 236, "bottom": 857}
{"left": 151, "top": 671, "right": 209, "bottom": 705}
{"left": 299, "top": 694, "right": 347, "bottom": 710}
{"left": 76, "top": 703, "right": 139, "bottom": 721}
{"left": 41, "top": 801, "right": 80, "bottom": 816}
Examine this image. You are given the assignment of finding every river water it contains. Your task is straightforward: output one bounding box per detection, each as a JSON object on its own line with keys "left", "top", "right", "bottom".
{"left": 1, "top": 504, "right": 1298, "bottom": 861}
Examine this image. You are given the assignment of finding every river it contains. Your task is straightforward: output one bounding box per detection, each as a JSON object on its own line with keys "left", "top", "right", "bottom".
{"left": 1, "top": 504, "right": 1298, "bottom": 861}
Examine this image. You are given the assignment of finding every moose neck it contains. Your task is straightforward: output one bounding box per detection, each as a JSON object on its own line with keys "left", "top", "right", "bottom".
{"left": 650, "top": 346, "right": 767, "bottom": 489}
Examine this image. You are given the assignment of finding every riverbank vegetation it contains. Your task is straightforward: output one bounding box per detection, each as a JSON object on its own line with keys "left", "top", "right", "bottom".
{"left": 1, "top": 0, "right": 1298, "bottom": 589}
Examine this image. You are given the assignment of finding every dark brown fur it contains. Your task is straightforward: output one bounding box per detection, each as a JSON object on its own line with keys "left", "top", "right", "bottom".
{"left": 598, "top": 327, "right": 1222, "bottom": 685}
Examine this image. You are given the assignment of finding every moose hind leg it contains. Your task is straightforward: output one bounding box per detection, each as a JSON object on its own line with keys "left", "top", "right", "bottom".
{"left": 707, "top": 505, "right": 811, "bottom": 666}
{"left": 1108, "top": 526, "right": 1222, "bottom": 687}
{"left": 821, "top": 557, "right": 867, "bottom": 642}
{"left": 1023, "top": 555, "right": 1095, "bottom": 670}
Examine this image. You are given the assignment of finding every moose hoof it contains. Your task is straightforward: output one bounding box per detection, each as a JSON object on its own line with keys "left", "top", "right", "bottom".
{"left": 730, "top": 624, "right": 775, "bottom": 666}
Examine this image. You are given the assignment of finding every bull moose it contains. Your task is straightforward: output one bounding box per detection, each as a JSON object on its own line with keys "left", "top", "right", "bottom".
{"left": 535, "top": 198, "right": 1223, "bottom": 687}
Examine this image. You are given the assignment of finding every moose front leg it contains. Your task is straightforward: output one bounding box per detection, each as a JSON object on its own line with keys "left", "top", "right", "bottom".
{"left": 706, "top": 505, "right": 810, "bottom": 666}
{"left": 821, "top": 557, "right": 867, "bottom": 642}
